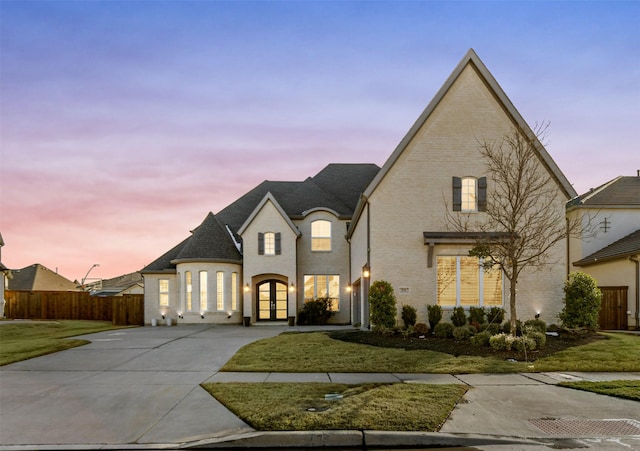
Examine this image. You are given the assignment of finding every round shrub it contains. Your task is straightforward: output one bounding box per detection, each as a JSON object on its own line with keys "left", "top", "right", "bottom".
{"left": 482, "top": 323, "right": 500, "bottom": 335}
{"left": 524, "top": 319, "right": 547, "bottom": 334}
{"left": 369, "top": 280, "right": 397, "bottom": 329}
{"left": 451, "top": 306, "right": 467, "bottom": 327}
{"left": 453, "top": 325, "right": 474, "bottom": 341}
{"left": 512, "top": 336, "right": 536, "bottom": 352}
{"left": 297, "top": 298, "right": 334, "bottom": 325}
{"left": 471, "top": 330, "right": 492, "bottom": 347}
{"left": 434, "top": 322, "right": 454, "bottom": 338}
{"left": 427, "top": 304, "right": 442, "bottom": 331}
{"left": 401, "top": 304, "right": 417, "bottom": 328}
{"left": 414, "top": 323, "right": 429, "bottom": 335}
{"left": 526, "top": 330, "right": 547, "bottom": 349}
{"left": 489, "top": 333, "right": 509, "bottom": 351}
{"left": 559, "top": 272, "right": 602, "bottom": 331}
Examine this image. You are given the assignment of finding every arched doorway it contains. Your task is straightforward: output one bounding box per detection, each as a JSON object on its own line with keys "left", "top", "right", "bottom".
{"left": 257, "top": 279, "right": 288, "bottom": 321}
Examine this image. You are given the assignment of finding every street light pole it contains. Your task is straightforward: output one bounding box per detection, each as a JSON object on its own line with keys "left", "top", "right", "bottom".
{"left": 81, "top": 264, "right": 100, "bottom": 291}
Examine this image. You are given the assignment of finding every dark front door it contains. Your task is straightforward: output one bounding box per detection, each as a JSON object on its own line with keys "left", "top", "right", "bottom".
{"left": 257, "top": 280, "right": 288, "bottom": 321}
{"left": 599, "top": 286, "right": 628, "bottom": 330}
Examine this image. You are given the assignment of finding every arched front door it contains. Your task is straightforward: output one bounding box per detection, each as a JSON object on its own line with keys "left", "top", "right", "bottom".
{"left": 257, "top": 280, "right": 288, "bottom": 321}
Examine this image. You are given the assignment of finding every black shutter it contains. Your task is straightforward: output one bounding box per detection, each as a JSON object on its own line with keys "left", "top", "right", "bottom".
{"left": 452, "top": 177, "right": 462, "bottom": 211}
{"left": 478, "top": 177, "right": 487, "bottom": 211}
{"left": 258, "top": 233, "right": 264, "bottom": 255}
{"left": 275, "top": 233, "right": 281, "bottom": 255}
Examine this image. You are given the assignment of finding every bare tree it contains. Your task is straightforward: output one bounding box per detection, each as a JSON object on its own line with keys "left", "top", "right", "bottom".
{"left": 447, "top": 123, "right": 584, "bottom": 334}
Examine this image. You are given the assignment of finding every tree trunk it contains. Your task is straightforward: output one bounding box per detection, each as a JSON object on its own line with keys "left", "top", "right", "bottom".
{"left": 509, "top": 271, "right": 518, "bottom": 336}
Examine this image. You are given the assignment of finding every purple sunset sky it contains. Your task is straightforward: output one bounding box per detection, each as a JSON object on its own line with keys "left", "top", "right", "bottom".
{"left": 1, "top": 1, "right": 638, "bottom": 282}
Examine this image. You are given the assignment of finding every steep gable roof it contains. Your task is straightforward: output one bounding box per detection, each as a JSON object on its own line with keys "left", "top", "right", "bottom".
{"left": 237, "top": 193, "right": 301, "bottom": 236}
{"left": 361, "top": 49, "right": 576, "bottom": 204}
{"left": 568, "top": 176, "right": 640, "bottom": 208}
{"left": 173, "top": 212, "right": 242, "bottom": 263}
{"left": 8, "top": 264, "right": 79, "bottom": 291}
{"left": 311, "top": 164, "right": 381, "bottom": 212}
{"left": 141, "top": 237, "right": 189, "bottom": 274}
{"left": 574, "top": 229, "right": 640, "bottom": 266}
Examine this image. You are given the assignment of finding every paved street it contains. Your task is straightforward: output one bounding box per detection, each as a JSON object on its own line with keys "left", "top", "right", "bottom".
{"left": 1, "top": 325, "right": 639, "bottom": 450}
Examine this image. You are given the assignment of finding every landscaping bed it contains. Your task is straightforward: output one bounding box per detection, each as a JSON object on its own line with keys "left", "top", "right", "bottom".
{"left": 328, "top": 328, "right": 604, "bottom": 361}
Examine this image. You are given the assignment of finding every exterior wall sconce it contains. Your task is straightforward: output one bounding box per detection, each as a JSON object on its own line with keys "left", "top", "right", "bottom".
{"left": 200, "top": 313, "right": 205, "bottom": 319}
{"left": 161, "top": 314, "right": 165, "bottom": 319}
{"left": 363, "top": 267, "right": 370, "bottom": 278}
{"left": 535, "top": 312, "right": 541, "bottom": 319}
{"left": 289, "top": 283, "right": 295, "bottom": 292}
{"left": 346, "top": 285, "right": 352, "bottom": 293}
{"left": 244, "top": 283, "right": 250, "bottom": 293}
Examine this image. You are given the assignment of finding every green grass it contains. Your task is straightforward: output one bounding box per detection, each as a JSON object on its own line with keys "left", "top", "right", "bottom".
{"left": 202, "top": 382, "right": 467, "bottom": 431}
{"left": 558, "top": 380, "right": 640, "bottom": 401}
{"left": 0, "top": 320, "right": 128, "bottom": 366}
{"left": 221, "top": 331, "right": 640, "bottom": 374}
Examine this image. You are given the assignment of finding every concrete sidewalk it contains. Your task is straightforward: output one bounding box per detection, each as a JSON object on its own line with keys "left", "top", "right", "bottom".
{"left": 1, "top": 325, "right": 639, "bottom": 450}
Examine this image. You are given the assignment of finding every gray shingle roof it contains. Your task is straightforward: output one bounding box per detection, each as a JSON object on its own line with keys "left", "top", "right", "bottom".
{"left": 573, "top": 229, "right": 640, "bottom": 266}
{"left": 173, "top": 212, "right": 242, "bottom": 263}
{"left": 8, "top": 264, "right": 80, "bottom": 291}
{"left": 144, "top": 164, "right": 380, "bottom": 273}
{"left": 568, "top": 176, "right": 640, "bottom": 207}
{"left": 100, "top": 272, "right": 143, "bottom": 290}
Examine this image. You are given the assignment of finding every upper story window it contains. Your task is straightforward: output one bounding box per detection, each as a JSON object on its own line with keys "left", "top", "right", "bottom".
{"left": 311, "top": 220, "right": 332, "bottom": 251}
{"left": 453, "top": 176, "right": 487, "bottom": 212}
{"left": 258, "top": 232, "right": 281, "bottom": 255}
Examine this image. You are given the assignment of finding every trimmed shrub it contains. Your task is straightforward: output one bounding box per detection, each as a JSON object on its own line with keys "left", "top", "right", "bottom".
{"left": 427, "top": 304, "right": 442, "bottom": 331}
{"left": 481, "top": 322, "right": 500, "bottom": 335}
{"left": 451, "top": 306, "right": 467, "bottom": 327}
{"left": 468, "top": 307, "right": 486, "bottom": 325}
{"left": 526, "top": 330, "right": 547, "bottom": 349}
{"left": 401, "top": 304, "right": 417, "bottom": 328}
{"left": 512, "top": 336, "right": 537, "bottom": 352}
{"left": 453, "top": 325, "right": 474, "bottom": 341}
{"left": 486, "top": 307, "right": 505, "bottom": 325}
{"left": 489, "top": 333, "right": 514, "bottom": 351}
{"left": 414, "top": 323, "right": 429, "bottom": 335}
{"left": 502, "top": 320, "right": 522, "bottom": 336}
{"left": 434, "top": 322, "right": 454, "bottom": 338}
{"left": 471, "top": 330, "right": 492, "bottom": 347}
{"left": 559, "top": 272, "right": 602, "bottom": 331}
{"left": 524, "top": 319, "right": 547, "bottom": 334}
{"left": 369, "top": 280, "right": 397, "bottom": 329}
{"left": 297, "top": 298, "right": 334, "bottom": 325}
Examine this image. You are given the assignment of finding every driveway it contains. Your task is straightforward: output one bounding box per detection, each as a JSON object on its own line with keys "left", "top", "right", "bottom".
{"left": 0, "top": 324, "right": 285, "bottom": 446}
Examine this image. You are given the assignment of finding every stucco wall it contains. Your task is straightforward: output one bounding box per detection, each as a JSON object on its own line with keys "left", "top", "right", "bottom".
{"left": 143, "top": 272, "right": 178, "bottom": 325}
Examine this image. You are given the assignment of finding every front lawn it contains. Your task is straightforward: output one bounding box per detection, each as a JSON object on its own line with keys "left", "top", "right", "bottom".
{"left": 558, "top": 380, "right": 640, "bottom": 401}
{"left": 201, "top": 382, "right": 467, "bottom": 431}
{"left": 221, "top": 331, "right": 640, "bottom": 373}
{"left": 0, "top": 320, "right": 128, "bottom": 366}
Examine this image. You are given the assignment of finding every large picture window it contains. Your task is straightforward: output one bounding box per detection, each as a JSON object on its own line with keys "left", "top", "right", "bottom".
{"left": 311, "top": 220, "right": 331, "bottom": 251}
{"left": 437, "top": 256, "right": 502, "bottom": 307}
{"left": 303, "top": 274, "right": 339, "bottom": 311}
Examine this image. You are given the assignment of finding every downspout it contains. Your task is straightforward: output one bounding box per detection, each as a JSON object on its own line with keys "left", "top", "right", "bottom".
{"left": 629, "top": 255, "right": 640, "bottom": 330}
{"left": 566, "top": 217, "right": 571, "bottom": 278}
{"left": 347, "top": 231, "right": 352, "bottom": 325}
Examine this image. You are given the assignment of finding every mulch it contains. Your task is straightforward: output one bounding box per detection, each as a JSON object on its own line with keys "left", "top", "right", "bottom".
{"left": 328, "top": 328, "right": 604, "bottom": 362}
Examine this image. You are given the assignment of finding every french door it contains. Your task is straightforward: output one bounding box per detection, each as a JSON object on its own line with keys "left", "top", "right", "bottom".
{"left": 257, "top": 280, "right": 288, "bottom": 321}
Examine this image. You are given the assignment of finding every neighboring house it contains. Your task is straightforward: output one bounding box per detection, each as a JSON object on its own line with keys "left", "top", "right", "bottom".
{"left": 90, "top": 272, "right": 144, "bottom": 296}
{"left": 567, "top": 174, "right": 640, "bottom": 330}
{"left": 0, "top": 233, "right": 10, "bottom": 317}
{"left": 7, "top": 264, "right": 80, "bottom": 292}
{"left": 143, "top": 49, "right": 576, "bottom": 327}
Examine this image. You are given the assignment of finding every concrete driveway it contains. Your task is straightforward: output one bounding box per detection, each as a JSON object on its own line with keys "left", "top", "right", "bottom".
{"left": 0, "top": 324, "right": 285, "bottom": 446}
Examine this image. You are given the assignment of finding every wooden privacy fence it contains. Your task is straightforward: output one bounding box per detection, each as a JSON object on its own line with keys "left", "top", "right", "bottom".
{"left": 3, "top": 291, "right": 144, "bottom": 326}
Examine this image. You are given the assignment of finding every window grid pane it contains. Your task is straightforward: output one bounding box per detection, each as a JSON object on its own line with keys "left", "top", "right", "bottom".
{"left": 311, "top": 220, "right": 332, "bottom": 251}
{"left": 437, "top": 257, "right": 457, "bottom": 306}
{"left": 461, "top": 177, "right": 477, "bottom": 211}
{"left": 264, "top": 232, "right": 275, "bottom": 255}
{"left": 459, "top": 257, "right": 480, "bottom": 306}
{"left": 199, "top": 271, "right": 208, "bottom": 311}
{"left": 159, "top": 279, "right": 169, "bottom": 307}
{"left": 231, "top": 272, "right": 238, "bottom": 311}
{"left": 217, "top": 272, "right": 224, "bottom": 311}
{"left": 483, "top": 266, "right": 503, "bottom": 306}
{"left": 185, "top": 272, "right": 192, "bottom": 311}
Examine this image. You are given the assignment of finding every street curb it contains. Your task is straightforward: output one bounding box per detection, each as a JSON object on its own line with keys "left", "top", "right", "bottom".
{"left": 184, "top": 430, "right": 540, "bottom": 449}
